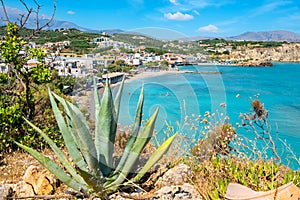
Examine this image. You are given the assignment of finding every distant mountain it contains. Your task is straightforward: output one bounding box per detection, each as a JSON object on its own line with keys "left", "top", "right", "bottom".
{"left": 177, "top": 30, "right": 300, "bottom": 42}
{"left": 178, "top": 36, "right": 214, "bottom": 42}
{"left": 228, "top": 30, "right": 300, "bottom": 42}
{"left": 0, "top": 6, "right": 123, "bottom": 35}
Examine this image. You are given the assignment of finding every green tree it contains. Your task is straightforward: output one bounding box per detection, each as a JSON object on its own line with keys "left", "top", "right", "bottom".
{"left": 107, "top": 60, "right": 132, "bottom": 73}
{"left": 0, "top": 23, "right": 58, "bottom": 151}
{"left": 160, "top": 60, "right": 169, "bottom": 70}
{"left": 1, "top": 23, "right": 51, "bottom": 117}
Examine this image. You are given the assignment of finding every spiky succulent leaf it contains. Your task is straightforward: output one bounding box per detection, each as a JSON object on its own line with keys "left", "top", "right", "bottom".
{"left": 94, "top": 77, "right": 101, "bottom": 131}
{"left": 114, "top": 75, "right": 125, "bottom": 121}
{"left": 52, "top": 92, "right": 99, "bottom": 176}
{"left": 130, "top": 107, "right": 159, "bottom": 153}
{"left": 105, "top": 107, "right": 159, "bottom": 188}
{"left": 48, "top": 89, "right": 87, "bottom": 171}
{"left": 51, "top": 92, "right": 82, "bottom": 147}
{"left": 65, "top": 101, "right": 99, "bottom": 176}
{"left": 113, "top": 85, "right": 144, "bottom": 175}
{"left": 133, "top": 133, "right": 177, "bottom": 182}
{"left": 95, "top": 80, "right": 117, "bottom": 176}
{"left": 93, "top": 77, "right": 101, "bottom": 108}
{"left": 24, "top": 118, "right": 86, "bottom": 185}
{"left": 16, "top": 142, "right": 88, "bottom": 192}
{"left": 76, "top": 166, "right": 104, "bottom": 193}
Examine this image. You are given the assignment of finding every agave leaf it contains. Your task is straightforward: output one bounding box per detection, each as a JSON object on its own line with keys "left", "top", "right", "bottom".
{"left": 24, "top": 118, "right": 86, "bottom": 185}
{"left": 94, "top": 77, "right": 101, "bottom": 118}
{"left": 48, "top": 89, "right": 87, "bottom": 171}
{"left": 133, "top": 133, "right": 177, "bottom": 182}
{"left": 95, "top": 80, "right": 117, "bottom": 176}
{"left": 16, "top": 142, "right": 88, "bottom": 193}
{"left": 76, "top": 166, "right": 104, "bottom": 193}
{"left": 51, "top": 92, "right": 80, "bottom": 145}
{"left": 94, "top": 77, "right": 101, "bottom": 103}
{"left": 105, "top": 107, "right": 159, "bottom": 188}
{"left": 130, "top": 107, "right": 159, "bottom": 154}
{"left": 113, "top": 85, "right": 144, "bottom": 175}
{"left": 114, "top": 75, "right": 125, "bottom": 121}
{"left": 66, "top": 101, "right": 99, "bottom": 176}
{"left": 52, "top": 92, "right": 99, "bottom": 176}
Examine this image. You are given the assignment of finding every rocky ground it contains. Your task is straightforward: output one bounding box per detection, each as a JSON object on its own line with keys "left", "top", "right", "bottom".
{"left": 0, "top": 151, "right": 202, "bottom": 199}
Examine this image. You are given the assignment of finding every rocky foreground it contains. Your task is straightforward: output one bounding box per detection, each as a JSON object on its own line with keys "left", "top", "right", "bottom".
{"left": 0, "top": 163, "right": 201, "bottom": 199}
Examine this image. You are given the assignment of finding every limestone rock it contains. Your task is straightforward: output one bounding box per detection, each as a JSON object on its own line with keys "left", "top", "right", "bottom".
{"left": 14, "top": 181, "right": 35, "bottom": 197}
{"left": 23, "top": 165, "right": 54, "bottom": 195}
{"left": 154, "top": 183, "right": 202, "bottom": 200}
{"left": 155, "top": 164, "right": 192, "bottom": 188}
{"left": 0, "top": 184, "right": 13, "bottom": 199}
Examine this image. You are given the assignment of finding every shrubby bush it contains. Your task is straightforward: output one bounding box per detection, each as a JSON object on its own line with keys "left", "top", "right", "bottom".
{"left": 0, "top": 23, "right": 75, "bottom": 152}
{"left": 169, "top": 98, "right": 300, "bottom": 199}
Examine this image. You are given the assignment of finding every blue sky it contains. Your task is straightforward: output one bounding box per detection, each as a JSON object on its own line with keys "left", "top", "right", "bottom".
{"left": 3, "top": 0, "right": 300, "bottom": 38}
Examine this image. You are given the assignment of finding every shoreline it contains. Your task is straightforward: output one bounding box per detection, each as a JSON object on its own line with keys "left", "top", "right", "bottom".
{"left": 110, "top": 69, "right": 224, "bottom": 89}
{"left": 110, "top": 60, "right": 296, "bottom": 88}
{"left": 125, "top": 70, "right": 181, "bottom": 83}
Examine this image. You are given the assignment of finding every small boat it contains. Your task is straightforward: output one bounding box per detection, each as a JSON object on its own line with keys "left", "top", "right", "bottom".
{"left": 225, "top": 182, "right": 300, "bottom": 200}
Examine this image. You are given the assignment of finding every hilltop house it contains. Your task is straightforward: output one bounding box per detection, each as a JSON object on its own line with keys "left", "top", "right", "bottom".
{"left": 51, "top": 56, "right": 98, "bottom": 77}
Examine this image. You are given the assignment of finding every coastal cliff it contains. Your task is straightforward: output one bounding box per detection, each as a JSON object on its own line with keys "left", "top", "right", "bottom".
{"left": 212, "top": 43, "right": 300, "bottom": 65}
{"left": 232, "top": 43, "right": 300, "bottom": 62}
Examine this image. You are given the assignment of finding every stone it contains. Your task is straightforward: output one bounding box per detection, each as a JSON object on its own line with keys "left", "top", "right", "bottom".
{"left": 107, "top": 183, "right": 202, "bottom": 200}
{"left": 23, "top": 165, "right": 54, "bottom": 195}
{"left": 154, "top": 183, "right": 202, "bottom": 200}
{"left": 13, "top": 181, "right": 35, "bottom": 197}
{"left": 155, "top": 164, "right": 192, "bottom": 188}
{"left": 0, "top": 184, "right": 13, "bottom": 199}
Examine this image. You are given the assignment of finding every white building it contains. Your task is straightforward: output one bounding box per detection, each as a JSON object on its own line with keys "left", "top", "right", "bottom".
{"left": 51, "top": 57, "right": 90, "bottom": 77}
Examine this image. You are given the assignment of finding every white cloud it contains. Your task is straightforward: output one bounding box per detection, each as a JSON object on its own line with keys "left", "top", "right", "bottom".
{"left": 67, "top": 10, "right": 75, "bottom": 15}
{"left": 198, "top": 24, "right": 219, "bottom": 33}
{"left": 164, "top": 12, "right": 194, "bottom": 21}
{"left": 169, "top": 0, "right": 178, "bottom": 5}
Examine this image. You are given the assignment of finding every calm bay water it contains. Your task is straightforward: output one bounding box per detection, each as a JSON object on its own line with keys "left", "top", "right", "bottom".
{"left": 116, "top": 63, "right": 300, "bottom": 167}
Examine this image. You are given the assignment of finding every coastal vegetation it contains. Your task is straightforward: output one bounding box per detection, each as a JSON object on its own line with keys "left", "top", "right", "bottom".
{"left": 0, "top": 26, "right": 100, "bottom": 53}
{"left": 1, "top": 25, "right": 289, "bottom": 59}
{"left": 107, "top": 60, "right": 132, "bottom": 73}
{"left": 0, "top": 23, "right": 58, "bottom": 152}
{"left": 199, "top": 38, "right": 284, "bottom": 49}
{"left": 175, "top": 99, "right": 300, "bottom": 199}
{"left": 0, "top": 23, "right": 87, "bottom": 152}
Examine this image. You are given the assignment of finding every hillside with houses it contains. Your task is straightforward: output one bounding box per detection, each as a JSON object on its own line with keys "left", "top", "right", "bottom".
{"left": 1, "top": 27, "right": 300, "bottom": 79}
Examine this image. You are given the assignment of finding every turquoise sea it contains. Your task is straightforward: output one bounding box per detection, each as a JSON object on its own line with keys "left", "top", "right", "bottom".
{"left": 115, "top": 63, "right": 300, "bottom": 168}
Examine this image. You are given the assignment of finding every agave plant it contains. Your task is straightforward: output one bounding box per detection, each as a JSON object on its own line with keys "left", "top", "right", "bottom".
{"left": 16, "top": 77, "right": 177, "bottom": 198}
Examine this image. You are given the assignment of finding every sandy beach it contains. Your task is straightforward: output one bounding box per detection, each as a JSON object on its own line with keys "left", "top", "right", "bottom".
{"left": 125, "top": 70, "right": 182, "bottom": 83}
{"left": 123, "top": 69, "right": 222, "bottom": 84}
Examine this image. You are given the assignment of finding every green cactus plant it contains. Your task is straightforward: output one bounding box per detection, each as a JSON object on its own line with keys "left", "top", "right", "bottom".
{"left": 16, "top": 77, "right": 177, "bottom": 198}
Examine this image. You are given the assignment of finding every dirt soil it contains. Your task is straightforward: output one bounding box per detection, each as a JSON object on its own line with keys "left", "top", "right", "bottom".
{"left": 0, "top": 151, "right": 42, "bottom": 183}
{"left": 0, "top": 150, "right": 69, "bottom": 196}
